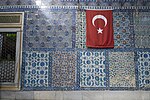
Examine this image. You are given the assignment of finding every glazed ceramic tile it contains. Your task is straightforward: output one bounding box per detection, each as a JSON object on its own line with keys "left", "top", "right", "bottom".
{"left": 51, "top": 51, "right": 76, "bottom": 88}
{"left": 25, "top": 9, "right": 76, "bottom": 50}
{"left": 113, "top": 11, "right": 134, "bottom": 48}
{"left": 134, "top": 12, "right": 150, "bottom": 48}
{"left": 109, "top": 52, "right": 136, "bottom": 88}
{"left": 23, "top": 51, "right": 49, "bottom": 88}
{"left": 137, "top": 52, "right": 150, "bottom": 90}
{"left": 78, "top": 51, "right": 107, "bottom": 87}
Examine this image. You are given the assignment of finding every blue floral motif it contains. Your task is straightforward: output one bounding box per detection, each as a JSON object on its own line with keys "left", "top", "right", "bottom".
{"left": 137, "top": 52, "right": 150, "bottom": 89}
{"left": 23, "top": 51, "right": 49, "bottom": 88}
{"left": 134, "top": 12, "right": 150, "bottom": 48}
{"left": 0, "top": 0, "right": 149, "bottom": 6}
{"left": 79, "top": 51, "right": 107, "bottom": 87}
{"left": 113, "top": 11, "right": 134, "bottom": 48}
{"left": 25, "top": 9, "right": 76, "bottom": 50}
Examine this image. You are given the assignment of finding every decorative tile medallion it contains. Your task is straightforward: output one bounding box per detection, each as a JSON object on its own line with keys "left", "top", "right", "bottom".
{"left": 137, "top": 52, "right": 150, "bottom": 89}
{"left": 134, "top": 12, "right": 150, "bottom": 48}
{"left": 78, "top": 51, "right": 107, "bottom": 87}
{"left": 24, "top": 51, "right": 49, "bottom": 88}
{"left": 109, "top": 52, "right": 136, "bottom": 88}
{"left": 51, "top": 51, "right": 76, "bottom": 88}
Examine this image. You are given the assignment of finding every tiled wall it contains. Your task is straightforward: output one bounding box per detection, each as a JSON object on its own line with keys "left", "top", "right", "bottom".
{"left": 0, "top": 0, "right": 150, "bottom": 91}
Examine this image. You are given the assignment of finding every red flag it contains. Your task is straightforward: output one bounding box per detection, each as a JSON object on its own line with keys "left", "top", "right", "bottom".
{"left": 86, "top": 10, "right": 114, "bottom": 48}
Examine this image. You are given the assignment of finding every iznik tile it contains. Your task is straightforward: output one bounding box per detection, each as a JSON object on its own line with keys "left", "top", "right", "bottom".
{"left": 0, "top": 0, "right": 148, "bottom": 6}
{"left": 61, "top": 0, "right": 97, "bottom": 6}
{"left": 0, "top": 0, "right": 29, "bottom": 5}
{"left": 113, "top": 11, "right": 134, "bottom": 48}
{"left": 137, "top": 52, "right": 150, "bottom": 89}
{"left": 79, "top": 51, "right": 107, "bottom": 87}
{"left": 135, "top": 35, "right": 150, "bottom": 48}
{"left": 134, "top": 12, "right": 150, "bottom": 48}
{"left": 51, "top": 51, "right": 76, "bottom": 88}
{"left": 24, "top": 51, "right": 49, "bottom": 88}
{"left": 109, "top": 52, "right": 136, "bottom": 88}
{"left": 25, "top": 9, "right": 76, "bottom": 50}
{"left": 76, "top": 10, "right": 86, "bottom": 49}
{"left": 61, "top": 0, "right": 138, "bottom": 6}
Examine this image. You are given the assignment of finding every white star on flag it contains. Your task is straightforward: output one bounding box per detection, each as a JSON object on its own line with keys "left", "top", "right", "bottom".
{"left": 97, "top": 28, "right": 103, "bottom": 34}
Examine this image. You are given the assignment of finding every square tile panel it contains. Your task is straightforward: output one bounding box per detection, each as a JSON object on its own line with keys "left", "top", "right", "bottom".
{"left": 25, "top": 9, "right": 76, "bottom": 50}
{"left": 51, "top": 51, "right": 76, "bottom": 88}
{"left": 137, "top": 52, "right": 150, "bottom": 89}
{"left": 24, "top": 51, "right": 49, "bottom": 88}
{"left": 134, "top": 12, "right": 150, "bottom": 48}
{"left": 113, "top": 11, "right": 134, "bottom": 48}
{"left": 109, "top": 52, "right": 136, "bottom": 88}
{"left": 79, "top": 51, "right": 107, "bottom": 87}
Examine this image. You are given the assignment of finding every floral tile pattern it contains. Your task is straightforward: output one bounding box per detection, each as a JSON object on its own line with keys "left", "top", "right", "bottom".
{"left": 78, "top": 51, "right": 107, "bottom": 87}
{"left": 134, "top": 12, "right": 150, "bottom": 48}
{"left": 61, "top": 0, "right": 150, "bottom": 6}
{"left": 51, "top": 51, "right": 76, "bottom": 88}
{"left": 109, "top": 52, "right": 136, "bottom": 88}
{"left": 137, "top": 52, "right": 150, "bottom": 89}
{"left": 76, "top": 10, "right": 86, "bottom": 49}
{"left": 0, "top": 0, "right": 149, "bottom": 6}
{"left": 23, "top": 51, "right": 49, "bottom": 88}
{"left": 25, "top": 9, "right": 76, "bottom": 50}
{"left": 113, "top": 11, "right": 134, "bottom": 48}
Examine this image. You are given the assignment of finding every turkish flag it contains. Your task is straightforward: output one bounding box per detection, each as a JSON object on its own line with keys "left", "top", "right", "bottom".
{"left": 86, "top": 10, "right": 114, "bottom": 48}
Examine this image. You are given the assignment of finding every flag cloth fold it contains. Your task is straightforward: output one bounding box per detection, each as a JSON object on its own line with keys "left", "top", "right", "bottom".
{"left": 86, "top": 10, "right": 114, "bottom": 48}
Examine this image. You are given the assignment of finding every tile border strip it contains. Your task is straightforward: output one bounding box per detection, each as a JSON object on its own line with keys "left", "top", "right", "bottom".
{"left": 0, "top": 5, "right": 150, "bottom": 10}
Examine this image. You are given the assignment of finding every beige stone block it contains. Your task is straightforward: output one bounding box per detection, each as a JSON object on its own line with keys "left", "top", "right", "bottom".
{"left": 141, "top": 91, "right": 150, "bottom": 100}
{"left": 82, "top": 91, "right": 103, "bottom": 100}
{"left": 0, "top": 91, "right": 16, "bottom": 99}
{"left": 15, "top": 91, "right": 34, "bottom": 100}
{"left": 63, "top": 91, "right": 82, "bottom": 100}
{"left": 103, "top": 91, "right": 141, "bottom": 100}
{"left": 55, "top": 91, "right": 64, "bottom": 100}
{"left": 34, "top": 91, "right": 56, "bottom": 100}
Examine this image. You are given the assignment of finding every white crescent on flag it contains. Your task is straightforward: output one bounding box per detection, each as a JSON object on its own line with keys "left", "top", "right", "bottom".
{"left": 92, "top": 15, "right": 108, "bottom": 34}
